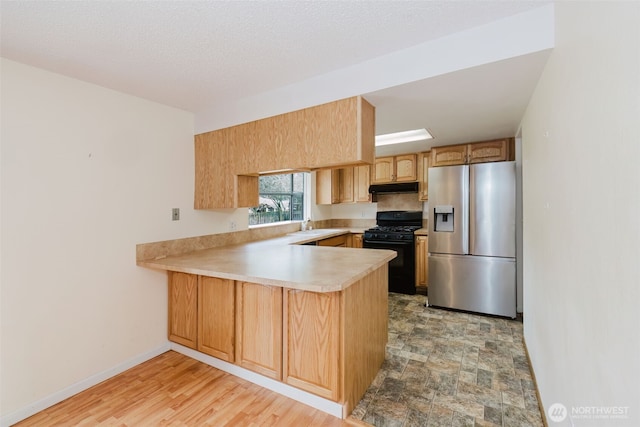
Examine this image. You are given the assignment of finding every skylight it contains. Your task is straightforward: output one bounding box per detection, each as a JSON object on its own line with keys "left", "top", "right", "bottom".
{"left": 375, "top": 128, "right": 433, "bottom": 146}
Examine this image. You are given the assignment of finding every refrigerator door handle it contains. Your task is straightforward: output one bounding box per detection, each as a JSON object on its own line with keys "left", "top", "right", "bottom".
{"left": 469, "top": 165, "right": 476, "bottom": 254}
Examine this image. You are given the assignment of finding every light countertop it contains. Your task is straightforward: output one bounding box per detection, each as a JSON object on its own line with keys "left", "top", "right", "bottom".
{"left": 137, "top": 228, "right": 395, "bottom": 293}
{"left": 415, "top": 228, "right": 429, "bottom": 236}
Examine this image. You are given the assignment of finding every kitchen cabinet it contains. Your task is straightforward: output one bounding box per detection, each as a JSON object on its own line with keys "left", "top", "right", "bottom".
{"left": 354, "top": 165, "right": 371, "bottom": 202}
{"left": 417, "top": 151, "right": 430, "bottom": 201}
{"left": 338, "top": 168, "right": 355, "bottom": 204}
{"left": 146, "top": 256, "right": 391, "bottom": 416}
{"left": 430, "top": 138, "right": 513, "bottom": 167}
{"left": 198, "top": 276, "right": 235, "bottom": 362}
{"left": 415, "top": 235, "right": 428, "bottom": 289}
{"left": 467, "top": 138, "right": 513, "bottom": 163}
{"left": 372, "top": 154, "right": 417, "bottom": 184}
{"left": 315, "top": 169, "right": 341, "bottom": 205}
{"left": 318, "top": 234, "right": 348, "bottom": 247}
{"left": 168, "top": 272, "right": 198, "bottom": 349}
{"left": 283, "top": 290, "right": 340, "bottom": 400}
{"left": 351, "top": 233, "right": 363, "bottom": 248}
{"left": 235, "top": 281, "right": 283, "bottom": 380}
{"left": 316, "top": 165, "right": 370, "bottom": 205}
{"left": 195, "top": 96, "right": 375, "bottom": 210}
{"left": 194, "top": 131, "right": 259, "bottom": 209}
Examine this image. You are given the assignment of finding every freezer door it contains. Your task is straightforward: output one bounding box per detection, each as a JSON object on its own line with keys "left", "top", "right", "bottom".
{"left": 428, "top": 165, "right": 469, "bottom": 255}
{"left": 470, "top": 162, "right": 516, "bottom": 258}
{"left": 428, "top": 254, "right": 516, "bottom": 318}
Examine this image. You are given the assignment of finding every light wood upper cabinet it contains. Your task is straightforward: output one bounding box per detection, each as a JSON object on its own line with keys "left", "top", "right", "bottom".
{"left": 315, "top": 169, "right": 340, "bottom": 205}
{"left": 430, "top": 138, "right": 514, "bottom": 167}
{"left": 417, "top": 151, "right": 430, "bottom": 201}
{"left": 194, "top": 133, "right": 232, "bottom": 209}
{"left": 283, "top": 290, "right": 340, "bottom": 400}
{"left": 316, "top": 165, "right": 370, "bottom": 205}
{"left": 395, "top": 154, "right": 418, "bottom": 182}
{"left": 195, "top": 96, "right": 375, "bottom": 210}
{"left": 168, "top": 272, "right": 198, "bottom": 349}
{"left": 372, "top": 157, "right": 394, "bottom": 183}
{"left": 430, "top": 144, "right": 468, "bottom": 167}
{"left": 354, "top": 165, "right": 371, "bottom": 203}
{"left": 372, "top": 154, "right": 417, "bottom": 184}
{"left": 194, "top": 132, "right": 258, "bottom": 210}
{"left": 235, "top": 282, "right": 283, "bottom": 380}
{"left": 415, "top": 235, "right": 428, "bottom": 288}
{"left": 467, "top": 138, "right": 512, "bottom": 164}
{"left": 198, "top": 277, "right": 235, "bottom": 362}
{"left": 338, "top": 168, "right": 354, "bottom": 204}
{"left": 302, "top": 97, "right": 375, "bottom": 169}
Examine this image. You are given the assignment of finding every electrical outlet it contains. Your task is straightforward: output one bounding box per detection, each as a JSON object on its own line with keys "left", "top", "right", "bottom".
{"left": 229, "top": 221, "right": 237, "bottom": 231}
{"left": 362, "top": 211, "right": 366, "bottom": 218}
{"left": 172, "top": 208, "right": 180, "bottom": 221}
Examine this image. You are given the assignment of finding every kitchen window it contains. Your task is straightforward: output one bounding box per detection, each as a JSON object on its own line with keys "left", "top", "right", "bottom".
{"left": 249, "top": 172, "right": 307, "bottom": 226}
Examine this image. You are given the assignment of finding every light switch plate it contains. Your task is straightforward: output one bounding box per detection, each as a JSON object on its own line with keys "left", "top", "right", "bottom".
{"left": 172, "top": 208, "right": 180, "bottom": 221}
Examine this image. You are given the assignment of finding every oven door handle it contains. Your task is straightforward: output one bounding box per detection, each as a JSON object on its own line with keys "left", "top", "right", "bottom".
{"left": 363, "top": 239, "right": 413, "bottom": 248}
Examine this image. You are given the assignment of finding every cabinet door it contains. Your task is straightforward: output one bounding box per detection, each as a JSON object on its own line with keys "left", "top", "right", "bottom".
{"left": 318, "top": 235, "right": 347, "bottom": 247}
{"left": 339, "top": 167, "right": 355, "bottom": 203}
{"left": 351, "top": 234, "right": 364, "bottom": 249}
{"left": 430, "top": 144, "right": 468, "bottom": 167}
{"left": 394, "top": 154, "right": 417, "bottom": 182}
{"left": 354, "top": 165, "right": 371, "bottom": 203}
{"left": 198, "top": 277, "right": 235, "bottom": 362}
{"left": 315, "top": 169, "right": 340, "bottom": 205}
{"left": 372, "top": 157, "right": 394, "bottom": 183}
{"left": 417, "top": 151, "right": 430, "bottom": 201}
{"left": 415, "top": 236, "right": 428, "bottom": 288}
{"left": 283, "top": 290, "right": 340, "bottom": 400}
{"left": 235, "top": 282, "right": 282, "bottom": 380}
{"left": 168, "top": 272, "right": 198, "bottom": 349}
{"left": 194, "top": 133, "right": 232, "bottom": 209}
{"left": 467, "top": 138, "right": 510, "bottom": 163}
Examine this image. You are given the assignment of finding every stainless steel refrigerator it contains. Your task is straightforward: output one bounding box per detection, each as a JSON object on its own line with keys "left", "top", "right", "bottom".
{"left": 428, "top": 161, "right": 516, "bottom": 318}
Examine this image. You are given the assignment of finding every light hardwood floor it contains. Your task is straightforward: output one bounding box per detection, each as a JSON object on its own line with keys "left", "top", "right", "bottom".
{"left": 16, "top": 351, "right": 369, "bottom": 426}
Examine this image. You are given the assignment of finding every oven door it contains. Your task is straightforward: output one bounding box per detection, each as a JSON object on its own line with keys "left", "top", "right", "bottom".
{"left": 363, "top": 239, "right": 416, "bottom": 295}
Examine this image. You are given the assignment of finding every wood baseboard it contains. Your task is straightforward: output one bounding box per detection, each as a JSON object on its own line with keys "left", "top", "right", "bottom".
{"left": 522, "top": 336, "right": 549, "bottom": 427}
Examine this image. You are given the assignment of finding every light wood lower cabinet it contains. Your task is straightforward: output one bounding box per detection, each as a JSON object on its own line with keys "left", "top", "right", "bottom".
{"left": 415, "top": 235, "right": 428, "bottom": 288}
{"left": 166, "top": 266, "right": 388, "bottom": 417}
{"left": 198, "top": 276, "right": 235, "bottom": 361}
{"left": 351, "top": 233, "right": 363, "bottom": 248}
{"left": 318, "top": 234, "right": 348, "bottom": 247}
{"left": 235, "top": 282, "right": 283, "bottom": 380}
{"left": 168, "top": 272, "right": 198, "bottom": 349}
{"left": 283, "top": 290, "right": 340, "bottom": 400}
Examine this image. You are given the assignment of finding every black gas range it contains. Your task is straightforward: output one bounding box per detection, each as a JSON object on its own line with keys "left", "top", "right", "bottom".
{"left": 363, "top": 211, "right": 423, "bottom": 295}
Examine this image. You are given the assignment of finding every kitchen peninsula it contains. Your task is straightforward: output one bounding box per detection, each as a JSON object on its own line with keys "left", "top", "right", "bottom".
{"left": 137, "top": 230, "right": 396, "bottom": 418}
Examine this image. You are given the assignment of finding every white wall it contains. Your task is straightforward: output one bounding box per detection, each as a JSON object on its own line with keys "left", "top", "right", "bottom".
{"left": 521, "top": 2, "right": 639, "bottom": 425}
{"left": 0, "top": 59, "right": 246, "bottom": 422}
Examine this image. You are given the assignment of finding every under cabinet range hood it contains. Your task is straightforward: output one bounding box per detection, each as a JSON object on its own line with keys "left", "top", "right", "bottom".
{"left": 368, "top": 182, "right": 419, "bottom": 195}
{"left": 368, "top": 182, "right": 419, "bottom": 202}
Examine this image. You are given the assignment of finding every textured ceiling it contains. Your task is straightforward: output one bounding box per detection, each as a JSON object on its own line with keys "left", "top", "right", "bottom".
{"left": 1, "top": 0, "right": 547, "bottom": 113}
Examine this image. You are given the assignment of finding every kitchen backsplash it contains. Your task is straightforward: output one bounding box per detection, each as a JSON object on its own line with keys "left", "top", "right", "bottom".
{"left": 376, "top": 193, "right": 423, "bottom": 212}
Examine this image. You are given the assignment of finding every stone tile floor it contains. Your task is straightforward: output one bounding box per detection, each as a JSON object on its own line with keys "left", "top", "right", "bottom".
{"left": 349, "top": 293, "right": 544, "bottom": 427}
